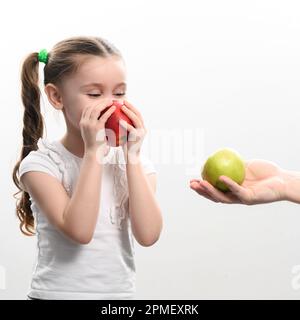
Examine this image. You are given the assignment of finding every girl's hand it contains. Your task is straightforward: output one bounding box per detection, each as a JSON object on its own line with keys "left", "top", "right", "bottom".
{"left": 190, "top": 159, "right": 286, "bottom": 205}
{"left": 119, "top": 100, "right": 147, "bottom": 163}
{"left": 79, "top": 99, "right": 116, "bottom": 154}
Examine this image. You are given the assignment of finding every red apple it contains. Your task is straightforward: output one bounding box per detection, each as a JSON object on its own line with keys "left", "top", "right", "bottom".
{"left": 98, "top": 100, "right": 134, "bottom": 147}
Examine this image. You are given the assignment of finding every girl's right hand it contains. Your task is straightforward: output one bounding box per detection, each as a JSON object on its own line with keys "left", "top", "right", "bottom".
{"left": 79, "top": 99, "right": 116, "bottom": 154}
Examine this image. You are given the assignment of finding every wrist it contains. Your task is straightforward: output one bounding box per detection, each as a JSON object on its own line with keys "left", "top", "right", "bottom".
{"left": 122, "top": 146, "right": 141, "bottom": 165}
{"left": 84, "top": 145, "right": 106, "bottom": 164}
{"left": 125, "top": 154, "right": 142, "bottom": 167}
{"left": 279, "top": 169, "right": 300, "bottom": 203}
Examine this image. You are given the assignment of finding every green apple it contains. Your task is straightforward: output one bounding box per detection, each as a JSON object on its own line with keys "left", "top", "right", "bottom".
{"left": 201, "top": 148, "right": 246, "bottom": 192}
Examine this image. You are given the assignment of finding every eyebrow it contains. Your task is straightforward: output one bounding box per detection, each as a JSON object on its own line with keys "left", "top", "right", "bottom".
{"left": 80, "top": 82, "right": 127, "bottom": 89}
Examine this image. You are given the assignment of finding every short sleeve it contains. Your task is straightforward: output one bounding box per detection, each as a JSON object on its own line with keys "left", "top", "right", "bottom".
{"left": 18, "top": 151, "right": 61, "bottom": 191}
{"left": 140, "top": 154, "right": 156, "bottom": 175}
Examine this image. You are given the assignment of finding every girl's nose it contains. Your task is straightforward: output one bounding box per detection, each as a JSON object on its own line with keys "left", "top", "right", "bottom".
{"left": 112, "top": 100, "right": 123, "bottom": 108}
{"left": 104, "top": 96, "right": 123, "bottom": 105}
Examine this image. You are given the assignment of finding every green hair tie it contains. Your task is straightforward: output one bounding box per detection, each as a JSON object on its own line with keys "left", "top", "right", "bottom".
{"left": 38, "top": 49, "right": 48, "bottom": 64}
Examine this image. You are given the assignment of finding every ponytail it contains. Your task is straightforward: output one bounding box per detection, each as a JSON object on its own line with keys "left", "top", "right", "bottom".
{"left": 12, "top": 52, "right": 44, "bottom": 236}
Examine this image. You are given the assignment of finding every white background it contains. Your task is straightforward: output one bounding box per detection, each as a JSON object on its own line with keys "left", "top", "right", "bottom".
{"left": 1, "top": 0, "right": 300, "bottom": 299}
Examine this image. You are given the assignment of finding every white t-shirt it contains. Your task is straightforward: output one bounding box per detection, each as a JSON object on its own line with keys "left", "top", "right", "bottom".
{"left": 18, "top": 137, "right": 156, "bottom": 300}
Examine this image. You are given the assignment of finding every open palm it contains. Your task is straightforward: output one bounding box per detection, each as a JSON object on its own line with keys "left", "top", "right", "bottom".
{"left": 190, "top": 159, "right": 286, "bottom": 205}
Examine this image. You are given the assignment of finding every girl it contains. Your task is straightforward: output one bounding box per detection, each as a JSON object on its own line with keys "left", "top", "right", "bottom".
{"left": 190, "top": 159, "right": 300, "bottom": 205}
{"left": 12, "top": 36, "right": 162, "bottom": 300}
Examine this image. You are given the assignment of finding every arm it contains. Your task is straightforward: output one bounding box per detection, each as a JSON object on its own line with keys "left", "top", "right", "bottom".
{"left": 126, "top": 162, "right": 162, "bottom": 247}
{"left": 118, "top": 99, "right": 162, "bottom": 246}
{"left": 22, "top": 150, "right": 103, "bottom": 244}
{"left": 21, "top": 100, "right": 116, "bottom": 244}
{"left": 63, "top": 150, "right": 103, "bottom": 243}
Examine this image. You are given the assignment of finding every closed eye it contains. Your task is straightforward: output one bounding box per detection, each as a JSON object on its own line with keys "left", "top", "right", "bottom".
{"left": 87, "top": 94, "right": 101, "bottom": 97}
{"left": 87, "top": 93, "right": 125, "bottom": 98}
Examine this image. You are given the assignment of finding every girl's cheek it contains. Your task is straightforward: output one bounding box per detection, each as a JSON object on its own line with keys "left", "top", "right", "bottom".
{"left": 72, "top": 96, "right": 88, "bottom": 124}
{"left": 63, "top": 102, "right": 83, "bottom": 128}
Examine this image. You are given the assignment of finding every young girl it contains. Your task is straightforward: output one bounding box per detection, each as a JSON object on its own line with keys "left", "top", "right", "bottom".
{"left": 12, "top": 36, "right": 162, "bottom": 300}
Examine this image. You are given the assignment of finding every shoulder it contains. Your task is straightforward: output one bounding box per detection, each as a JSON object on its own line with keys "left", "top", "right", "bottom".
{"left": 19, "top": 138, "right": 65, "bottom": 190}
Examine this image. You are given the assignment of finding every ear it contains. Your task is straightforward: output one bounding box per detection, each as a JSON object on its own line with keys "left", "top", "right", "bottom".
{"left": 44, "top": 84, "right": 63, "bottom": 110}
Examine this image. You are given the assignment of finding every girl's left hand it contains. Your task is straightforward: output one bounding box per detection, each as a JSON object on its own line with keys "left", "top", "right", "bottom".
{"left": 120, "top": 100, "right": 147, "bottom": 162}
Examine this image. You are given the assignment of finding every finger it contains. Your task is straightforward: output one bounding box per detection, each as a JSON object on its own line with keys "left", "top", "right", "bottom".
{"left": 190, "top": 182, "right": 220, "bottom": 203}
{"left": 119, "top": 119, "right": 135, "bottom": 132}
{"left": 121, "top": 105, "right": 143, "bottom": 128}
{"left": 123, "top": 100, "right": 145, "bottom": 125}
{"left": 94, "top": 99, "right": 115, "bottom": 117}
{"left": 83, "top": 99, "right": 113, "bottom": 121}
{"left": 90, "top": 106, "right": 102, "bottom": 121}
{"left": 200, "top": 180, "right": 239, "bottom": 204}
{"left": 81, "top": 106, "right": 89, "bottom": 119}
{"left": 191, "top": 181, "right": 221, "bottom": 202}
{"left": 82, "top": 106, "right": 94, "bottom": 120}
{"left": 98, "top": 105, "right": 116, "bottom": 125}
{"left": 91, "top": 103, "right": 114, "bottom": 121}
{"left": 190, "top": 181, "right": 208, "bottom": 193}
{"left": 97, "top": 99, "right": 115, "bottom": 114}
{"left": 218, "top": 176, "right": 249, "bottom": 201}
{"left": 190, "top": 179, "right": 201, "bottom": 184}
